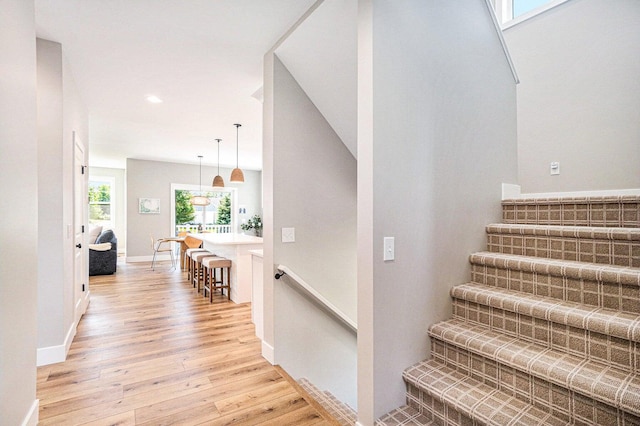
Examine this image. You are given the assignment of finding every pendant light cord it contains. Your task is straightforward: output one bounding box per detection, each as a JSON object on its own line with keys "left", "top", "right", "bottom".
{"left": 234, "top": 123, "right": 241, "bottom": 168}
{"left": 215, "top": 138, "right": 221, "bottom": 175}
{"left": 198, "top": 155, "right": 203, "bottom": 195}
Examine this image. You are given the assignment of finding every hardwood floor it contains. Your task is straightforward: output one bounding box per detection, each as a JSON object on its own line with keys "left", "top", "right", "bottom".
{"left": 37, "top": 261, "right": 336, "bottom": 425}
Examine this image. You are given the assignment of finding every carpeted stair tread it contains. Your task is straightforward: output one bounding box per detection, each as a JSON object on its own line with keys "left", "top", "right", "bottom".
{"left": 486, "top": 223, "right": 640, "bottom": 241}
{"left": 376, "top": 405, "right": 435, "bottom": 425}
{"left": 502, "top": 194, "right": 640, "bottom": 204}
{"left": 298, "top": 378, "right": 356, "bottom": 426}
{"left": 403, "top": 359, "right": 569, "bottom": 426}
{"left": 429, "top": 319, "right": 640, "bottom": 416}
{"left": 469, "top": 251, "right": 640, "bottom": 286}
{"left": 451, "top": 282, "right": 640, "bottom": 342}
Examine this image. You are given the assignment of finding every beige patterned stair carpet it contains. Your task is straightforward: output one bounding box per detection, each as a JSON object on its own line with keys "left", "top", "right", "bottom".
{"left": 378, "top": 195, "right": 640, "bottom": 425}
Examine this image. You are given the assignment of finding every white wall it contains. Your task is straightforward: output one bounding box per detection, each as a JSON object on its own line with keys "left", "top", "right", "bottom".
{"left": 126, "top": 159, "right": 262, "bottom": 258}
{"left": 35, "top": 38, "right": 89, "bottom": 365}
{"left": 0, "top": 0, "right": 39, "bottom": 423}
{"left": 90, "top": 166, "right": 126, "bottom": 253}
{"left": 504, "top": 0, "right": 640, "bottom": 193}
{"left": 358, "top": 0, "right": 518, "bottom": 421}
{"left": 270, "top": 56, "right": 358, "bottom": 407}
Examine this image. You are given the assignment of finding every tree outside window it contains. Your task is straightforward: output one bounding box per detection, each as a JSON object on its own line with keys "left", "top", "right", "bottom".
{"left": 89, "top": 180, "right": 113, "bottom": 228}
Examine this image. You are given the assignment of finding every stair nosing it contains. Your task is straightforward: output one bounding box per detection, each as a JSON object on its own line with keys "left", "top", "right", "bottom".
{"left": 502, "top": 195, "right": 640, "bottom": 205}
{"left": 452, "top": 282, "right": 640, "bottom": 342}
{"left": 469, "top": 251, "right": 640, "bottom": 286}
{"left": 486, "top": 223, "right": 640, "bottom": 241}
{"left": 428, "top": 319, "right": 640, "bottom": 416}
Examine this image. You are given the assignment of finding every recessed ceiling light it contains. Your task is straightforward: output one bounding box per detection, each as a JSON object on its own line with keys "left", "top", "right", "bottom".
{"left": 146, "top": 95, "right": 163, "bottom": 104}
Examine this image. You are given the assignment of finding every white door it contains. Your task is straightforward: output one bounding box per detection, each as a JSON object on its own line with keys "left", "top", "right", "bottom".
{"left": 74, "top": 133, "right": 89, "bottom": 321}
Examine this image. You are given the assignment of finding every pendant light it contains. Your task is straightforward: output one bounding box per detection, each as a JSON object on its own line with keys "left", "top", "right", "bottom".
{"left": 212, "top": 139, "right": 225, "bottom": 188}
{"left": 230, "top": 123, "right": 245, "bottom": 183}
{"left": 190, "top": 155, "right": 210, "bottom": 206}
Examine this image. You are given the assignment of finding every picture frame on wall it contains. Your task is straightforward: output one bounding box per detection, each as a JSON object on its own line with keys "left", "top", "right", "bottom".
{"left": 139, "top": 198, "right": 160, "bottom": 214}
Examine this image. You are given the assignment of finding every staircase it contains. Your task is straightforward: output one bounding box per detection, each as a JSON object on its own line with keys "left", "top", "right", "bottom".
{"left": 298, "top": 378, "right": 357, "bottom": 426}
{"left": 378, "top": 195, "right": 640, "bottom": 425}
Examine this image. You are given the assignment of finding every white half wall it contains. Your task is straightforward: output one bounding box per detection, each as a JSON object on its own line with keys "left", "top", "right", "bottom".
{"left": 358, "top": 0, "right": 518, "bottom": 421}
{"left": 0, "top": 0, "right": 39, "bottom": 423}
{"left": 504, "top": 0, "right": 640, "bottom": 193}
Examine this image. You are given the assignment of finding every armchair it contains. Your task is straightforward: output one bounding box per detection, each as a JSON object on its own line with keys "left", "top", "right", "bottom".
{"left": 89, "top": 229, "right": 117, "bottom": 276}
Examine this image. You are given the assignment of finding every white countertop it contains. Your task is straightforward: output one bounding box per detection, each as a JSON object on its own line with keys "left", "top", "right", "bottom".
{"left": 188, "top": 232, "right": 263, "bottom": 245}
{"left": 248, "top": 249, "right": 263, "bottom": 258}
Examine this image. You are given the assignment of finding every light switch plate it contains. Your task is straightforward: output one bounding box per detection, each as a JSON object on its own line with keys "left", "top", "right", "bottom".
{"left": 384, "top": 237, "right": 394, "bottom": 261}
{"left": 550, "top": 161, "right": 560, "bottom": 175}
{"left": 281, "top": 227, "right": 295, "bottom": 243}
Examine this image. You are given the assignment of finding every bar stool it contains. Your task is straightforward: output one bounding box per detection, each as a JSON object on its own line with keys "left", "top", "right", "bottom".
{"left": 185, "top": 248, "right": 208, "bottom": 281}
{"left": 202, "top": 256, "right": 232, "bottom": 302}
{"left": 191, "top": 251, "right": 218, "bottom": 292}
{"left": 181, "top": 235, "right": 203, "bottom": 270}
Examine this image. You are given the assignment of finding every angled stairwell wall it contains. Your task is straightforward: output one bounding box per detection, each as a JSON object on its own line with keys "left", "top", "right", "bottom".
{"left": 379, "top": 195, "right": 640, "bottom": 425}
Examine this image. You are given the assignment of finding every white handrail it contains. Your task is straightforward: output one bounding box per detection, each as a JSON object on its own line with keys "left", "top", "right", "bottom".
{"left": 275, "top": 264, "right": 357, "bottom": 333}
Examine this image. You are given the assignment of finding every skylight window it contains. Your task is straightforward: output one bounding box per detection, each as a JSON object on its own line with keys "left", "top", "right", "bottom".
{"left": 494, "top": 0, "right": 571, "bottom": 27}
{"left": 513, "top": 0, "right": 552, "bottom": 18}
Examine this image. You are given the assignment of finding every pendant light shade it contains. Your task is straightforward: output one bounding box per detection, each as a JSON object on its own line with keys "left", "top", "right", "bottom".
{"left": 230, "top": 123, "right": 245, "bottom": 183}
{"left": 191, "top": 155, "right": 211, "bottom": 206}
{"left": 212, "top": 139, "right": 225, "bottom": 188}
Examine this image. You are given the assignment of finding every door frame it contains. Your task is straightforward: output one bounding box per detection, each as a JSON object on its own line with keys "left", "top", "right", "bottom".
{"left": 73, "top": 131, "right": 89, "bottom": 322}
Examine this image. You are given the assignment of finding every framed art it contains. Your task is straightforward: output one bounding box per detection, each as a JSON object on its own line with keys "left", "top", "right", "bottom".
{"left": 139, "top": 198, "right": 160, "bottom": 214}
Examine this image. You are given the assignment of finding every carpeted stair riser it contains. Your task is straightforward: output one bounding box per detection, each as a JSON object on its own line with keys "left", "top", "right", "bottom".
{"left": 429, "top": 339, "right": 638, "bottom": 426}
{"left": 403, "top": 360, "right": 569, "bottom": 426}
{"left": 405, "top": 386, "right": 475, "bottom": 426}
{"left": 450, "top": 283, "right": 640, "bottom": 372}
{"left": 469, "top": 251, "right": 640, "bottom": 313}
{"left": 470, "top": 262, "right": 640, "bottom": 314}
{"left": 428, "top": 320, "right": 640, "bottom": 422}
{"left": 502, "top": 196, "right": 640, "bottom": 228}
{"left": 376, "top": 405, "right": 436, "bottom": 426}
{"left": 452, "top": 298, "right": 640, "bottom": 373}
{"left": 486, "top": 224, "right": 640, "bottom": 268}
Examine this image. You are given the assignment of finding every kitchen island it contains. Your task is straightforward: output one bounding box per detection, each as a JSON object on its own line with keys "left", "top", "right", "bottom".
{"left": 189, "top": 233, "right": 263, "bottom": 304}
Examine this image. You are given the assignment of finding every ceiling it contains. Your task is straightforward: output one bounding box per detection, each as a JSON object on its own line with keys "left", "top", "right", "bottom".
{"left": 35, "top": 0, "right": 317, "bottom": 170}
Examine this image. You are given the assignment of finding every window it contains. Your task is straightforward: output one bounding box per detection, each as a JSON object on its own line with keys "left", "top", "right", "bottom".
{"left": 494, "top": 0, "right": 569, "bottom": 26}
{"left": 172, "top": 185, "right": 237, "bottom": 235}
{"left": 88, "top": 177, "right": 115, "bottom": 229}
{"left": 513, "top": 0, "right": 552, "bottom": 18}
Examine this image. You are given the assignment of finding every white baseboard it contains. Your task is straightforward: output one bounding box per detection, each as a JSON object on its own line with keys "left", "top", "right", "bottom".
{"left": 21, "top": 399, "right": 39, "bottom": 426}
{"left": 502, "top": 184, "right": 640, "bottom": 200}
{"left": 37, "top": 319, "right": 77, "bottom": 366}
{"left": 262, "top": 341, "right": 275, "bottom": 365}
{"left": 520, "top": 188, "right": 640, "bottom": 199}
{"left": 126, "top": 254, "right": 173, "bottom": 263}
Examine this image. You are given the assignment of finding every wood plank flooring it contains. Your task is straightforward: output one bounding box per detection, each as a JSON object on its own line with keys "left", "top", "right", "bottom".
{"left": 37, "top": 261, "right": 335, "bottom": 425}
